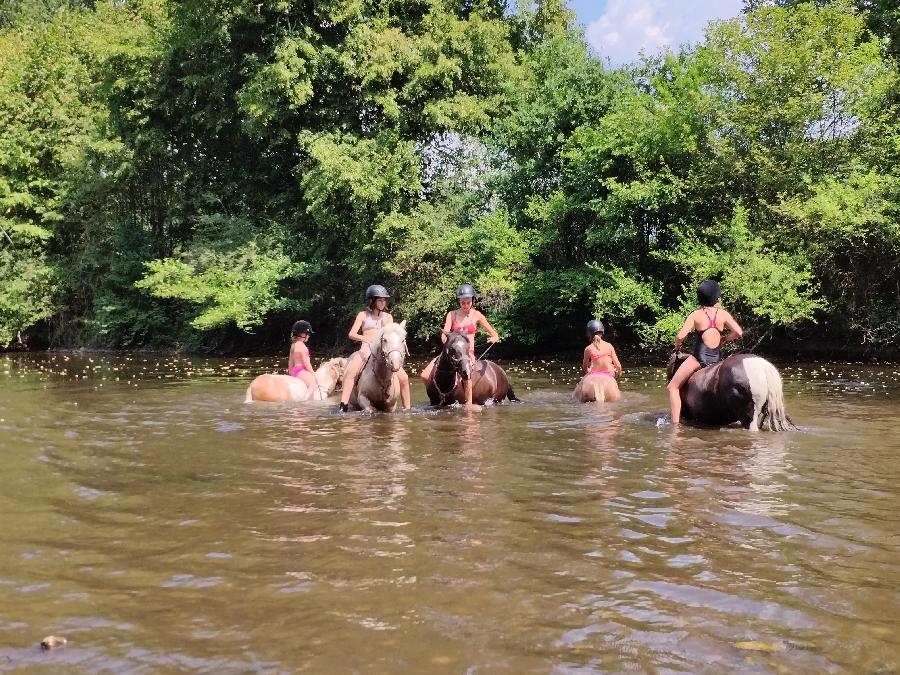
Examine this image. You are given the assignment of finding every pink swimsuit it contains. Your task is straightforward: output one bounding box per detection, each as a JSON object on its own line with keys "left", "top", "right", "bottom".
{"left": 589, "top": 351, "right": 615, "bottom": 378}
{"left": 290, "top": 347, "right": 311, "bottom": 377}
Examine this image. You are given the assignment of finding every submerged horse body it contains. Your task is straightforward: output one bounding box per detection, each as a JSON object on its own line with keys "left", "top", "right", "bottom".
{"left": 666, "top": 352, "right": 794, "bottom": 431}
{"left": 245, "top": 357, "right": 347, "bottom": 403}
{"left": 573, "top": 373, "right": 620, "bottom": 403}
{"left": 425, "top": 330, "right": 519, "bottom": 406}
{"left": 348, "top": 321, "right": 408, "bottom": 413}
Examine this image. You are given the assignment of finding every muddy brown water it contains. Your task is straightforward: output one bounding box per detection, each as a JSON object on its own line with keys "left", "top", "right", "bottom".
{"left": 1, "top": 353, "right": 898, "bottom": 672}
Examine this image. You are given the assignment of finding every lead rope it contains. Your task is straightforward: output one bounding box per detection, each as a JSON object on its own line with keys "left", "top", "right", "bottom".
{"left": 477, "top": 341, "right": 496, "bottom": 361}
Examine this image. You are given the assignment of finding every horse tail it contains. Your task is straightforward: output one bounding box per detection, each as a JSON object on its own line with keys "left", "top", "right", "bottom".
{"left": 744, "top": 357, "right": 794, "bottom": 431}
{"left": 244, "top": 384, "right": 254, "bottom": 404}
{"left": 506, "top": 386, "right": 521, "bottom": 403}
{"left": 592, "top": 380, "right": 605, "bottom": 403}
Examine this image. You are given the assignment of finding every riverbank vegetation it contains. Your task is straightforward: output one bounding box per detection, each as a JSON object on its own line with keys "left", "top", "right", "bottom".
{"left": 2, "top": 0, "right": 898, "bottom": 357}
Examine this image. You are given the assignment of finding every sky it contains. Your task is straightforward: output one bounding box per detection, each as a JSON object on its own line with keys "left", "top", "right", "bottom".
{"left": 568, "top": 0, "right": 744, "bottom": 66}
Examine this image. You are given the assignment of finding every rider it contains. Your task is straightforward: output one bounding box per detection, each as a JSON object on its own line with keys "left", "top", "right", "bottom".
{"left": 287, "top": 320, "right": 318, "bottom": 400}
{"left": 420, "top": 284, "right": 500, "bottom": 379}
{"left": 581, "top": 319, "right": 623, "bottom": 400}
{"left": 338, "top": 284, "right": 412, "bottom": 412}
{"left": 666, "top": 279, "right": 743, "bottom": 425}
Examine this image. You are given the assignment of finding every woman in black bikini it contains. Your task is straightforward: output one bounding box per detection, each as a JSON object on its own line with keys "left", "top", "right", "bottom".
{"left": 666, "top": 279, "right": 743, "bottom": 425}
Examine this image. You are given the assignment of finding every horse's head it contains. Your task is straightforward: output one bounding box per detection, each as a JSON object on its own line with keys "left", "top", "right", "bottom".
{"left": 666, "top": 351, "right": 690, "bottom": 382}
{"left": 372, "top": 321, "right": 407, "bottom": 372}
{"left": 441, "top": 329, "right": 472, "bottom": 380}
{"left": 316, "top": 357, "right": 349, "bottom": 394}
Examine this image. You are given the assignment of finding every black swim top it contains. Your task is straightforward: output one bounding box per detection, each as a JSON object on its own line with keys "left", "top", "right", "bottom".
{"left": 692, "top": 308, "right": 721, "bottom": 367}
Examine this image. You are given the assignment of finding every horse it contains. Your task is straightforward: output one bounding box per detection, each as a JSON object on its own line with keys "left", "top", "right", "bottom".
{"left": 573, "top": 374, "right": 621, "bottom": 403}
{"left": 347, "top": 321, "right": 407, "bottom": 413}
{"left": 424, "top": 330, "right": 519, "bottom": 406}
{"left": 666, "top": 352, "right": 794, "bottom": 431}
{"left": 244, "top": 357, "right": 347, "bottom": 403}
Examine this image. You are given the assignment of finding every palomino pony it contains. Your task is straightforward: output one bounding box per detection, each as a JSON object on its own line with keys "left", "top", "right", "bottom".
{"left": 348, "top": 321, "right": 407, "bottom": 413}
{"left": 573, "top": 373, "right": 620, "bottom": 403}
{"left": 666, "top": 352, "right": 794, "bottom": 431}
{"left": 244, "top": 357, "right": 347, "bottom": 403}
{"left": 424, "top": 330, "right": 519, "bottom": 406}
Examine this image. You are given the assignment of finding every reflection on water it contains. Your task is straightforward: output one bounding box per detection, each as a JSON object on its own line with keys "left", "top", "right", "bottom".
{"left": 0, "top": 353, "right": 899, "bottom": 672}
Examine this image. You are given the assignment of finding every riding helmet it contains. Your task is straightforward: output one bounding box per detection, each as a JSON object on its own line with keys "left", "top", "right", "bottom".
{"left": 456, "top": 283, "right": 476, "bottom": 299}
{"left": 586, "top": 319, "right": 605, "bottom": 336}
{"left": 365, "top": 284, "right": 391, "bottom": 300}
{"left": 697, "top": 279, "right": 722, "bottom": 306}
{"left": 291, "top": 319, "right": 314, "bottom": 336}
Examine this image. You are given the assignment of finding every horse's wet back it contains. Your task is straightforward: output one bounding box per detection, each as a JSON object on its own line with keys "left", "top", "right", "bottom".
{"left": 1, "top": 354, "right": 898, "bottom": 672}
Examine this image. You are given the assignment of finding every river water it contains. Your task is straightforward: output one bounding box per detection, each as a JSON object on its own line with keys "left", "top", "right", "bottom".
{"left": 1, "top": 353, "right": 898, "bottom": 672}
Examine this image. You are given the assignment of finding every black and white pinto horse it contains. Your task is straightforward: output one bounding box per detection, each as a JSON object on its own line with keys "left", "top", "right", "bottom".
{"left": 667, "top": 352, "right": 795, "bottom": 431}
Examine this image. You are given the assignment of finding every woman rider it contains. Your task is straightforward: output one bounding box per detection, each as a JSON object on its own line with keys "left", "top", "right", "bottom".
{"left": 339, "top": 284, "right": 412, "bottom": 412}
{"left": 666, "top": 279, "right": 743, "bottom": 425}
{"left": 420, "top": 284, "right": 501, "bottom": 404}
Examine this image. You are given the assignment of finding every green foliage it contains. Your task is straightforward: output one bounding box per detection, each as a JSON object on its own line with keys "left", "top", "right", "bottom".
{"left": 0, "top": 0, "right": 898, "bottom": 357}
{"left": 135, "top": 242, "right": 305, "bottom": 331}
{"left": 654, "top": 204, "right": 823, "bottom": 342}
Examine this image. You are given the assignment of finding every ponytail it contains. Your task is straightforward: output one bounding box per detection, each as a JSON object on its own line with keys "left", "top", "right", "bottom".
{"left": 591, "top": 333, "right": 604, "bottom": 350}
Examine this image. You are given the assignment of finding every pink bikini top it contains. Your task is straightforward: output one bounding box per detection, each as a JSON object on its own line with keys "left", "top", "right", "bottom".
{"left": 451, "top": 312, "right": 476, "bottom": 335}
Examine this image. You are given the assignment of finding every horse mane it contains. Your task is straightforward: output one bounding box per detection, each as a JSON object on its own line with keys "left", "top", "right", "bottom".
{"left": 666, "top": 352, "right": 690, "bottom": 382}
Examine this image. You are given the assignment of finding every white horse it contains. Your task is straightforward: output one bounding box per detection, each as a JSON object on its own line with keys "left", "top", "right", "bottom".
{"left": 244, "top": 357, "right": 347, "bottom": 403}
{"left": 348, "top": 321, "right": 407, "bottom": 413}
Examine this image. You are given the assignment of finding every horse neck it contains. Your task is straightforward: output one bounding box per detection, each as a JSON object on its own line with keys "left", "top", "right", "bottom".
{"left": 314, "top": 366, "right": 335, "bottom": 394}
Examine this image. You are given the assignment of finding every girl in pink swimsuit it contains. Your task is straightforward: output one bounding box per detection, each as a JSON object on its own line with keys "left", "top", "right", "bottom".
{"left": 288, "top": 320, "right": 318, "bottom": 399}
{"left": 581, "top": 319, "right": 623, "bottom": 397}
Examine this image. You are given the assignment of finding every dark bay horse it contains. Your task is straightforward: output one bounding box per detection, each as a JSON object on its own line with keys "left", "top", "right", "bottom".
{"left": 425, "top": 331, "right": 519, "bottom": 406}
{"left": 667, "top": 352, "right": 794, "bottom": 431}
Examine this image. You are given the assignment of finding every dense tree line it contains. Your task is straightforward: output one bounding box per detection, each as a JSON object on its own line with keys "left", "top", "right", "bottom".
{"left": 1, "top": 0, "right": 898, "bottom": 356}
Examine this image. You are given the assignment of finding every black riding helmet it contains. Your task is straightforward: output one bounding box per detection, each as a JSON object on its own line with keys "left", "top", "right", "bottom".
{"left": 365, "top": 284, "right": 391, "bottom": 301}
{"left": 291, "top": 319, "right": 314, "bottom": 336}
{"left": 586, "top": 319, "right": 605, "bottom": 337}
{"left": 697, "top": 279, "right": 722, "bottom": 307}
{"left": 456, "top": 283, "right": 475, "bottom": 299}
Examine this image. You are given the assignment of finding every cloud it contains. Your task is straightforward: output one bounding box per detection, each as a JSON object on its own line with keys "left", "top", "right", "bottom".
{"left": 586, "top": 0, "right": 744, "bottom": 66}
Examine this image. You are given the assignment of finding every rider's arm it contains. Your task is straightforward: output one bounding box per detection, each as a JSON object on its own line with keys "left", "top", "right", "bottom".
{"left": 610, "top": 346, "right": 623, "bottom": 376}
{"left": 288, "top": 343, "right": 297, "bottom": 372}
{"left": 477, "top": 312, "right": 500, "bottom": 342}
{"left": 298, "top": 343, "right": 313, "bottom": 371}
{"left": 582, "top": 346, "right": 592, "bottom": 374}
{"left": 441, "top": 312, "right": 453, "bottom": 344}
{"left": 674, "top": 313, "right": 694, "bottom": 353}
{"left": 347, "top": 312, "right": 366, "bottom": 343}
{"left": 721, "top": 311, "right": 743, "bottom": 343}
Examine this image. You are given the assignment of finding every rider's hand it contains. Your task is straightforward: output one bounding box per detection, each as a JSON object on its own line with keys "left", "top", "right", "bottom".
{"left": 488, "top": 335, "right": 500, "bottom": 344}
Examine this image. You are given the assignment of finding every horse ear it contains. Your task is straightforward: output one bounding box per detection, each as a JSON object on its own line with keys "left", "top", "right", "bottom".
{"left": 399, "top": 320, "right": 406, "bottom": 330}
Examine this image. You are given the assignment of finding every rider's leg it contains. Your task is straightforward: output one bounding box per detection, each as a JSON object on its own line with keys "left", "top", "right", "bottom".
{"left": 397, "top": 368, "right": 411, "bottom": 410}
{"left": 298, "top": 370, "right": 318, "bottom": 400}
{"left": 420, "top": 357, "right": 437, "bottom": 383}
{"left": 666, "top": 356, "right": 700, "bottom": 425}
{"left": 340, "top": 353, "right": 362, "bottom": 408}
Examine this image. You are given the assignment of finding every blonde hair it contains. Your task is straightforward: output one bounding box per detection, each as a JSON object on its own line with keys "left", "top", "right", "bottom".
{"left": 591, "top": 333, "right": 604, "bottom": 350}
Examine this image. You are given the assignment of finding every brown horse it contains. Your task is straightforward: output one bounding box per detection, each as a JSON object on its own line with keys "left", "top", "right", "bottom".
{"left": 424, "top": 330, "right": 519, "bottom": 406}
{"left": 244, "top": 358, "right": 347, "bottom": 403}
{"left": 348, "top": 321, "right": 407, "bottom": 413}
{"left": 666, "top": 352, "right": 794, "bottom": 431}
